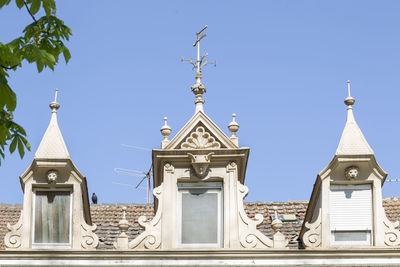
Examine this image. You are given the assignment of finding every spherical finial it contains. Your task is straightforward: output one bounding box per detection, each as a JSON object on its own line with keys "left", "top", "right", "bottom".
{"left": 344, "top": 80, "right": 355, "bottom": 106}
{"left": 160, "top": 117, "right": 172, "bottom": 141}
{"left": 271, "top": 206, "right": 283, "bottom": 233}
{"left": 49, "top": 88, "right": 60, "bottom": 112}
{"left": 228, "top": 113, "right": 239, "bottom": 137}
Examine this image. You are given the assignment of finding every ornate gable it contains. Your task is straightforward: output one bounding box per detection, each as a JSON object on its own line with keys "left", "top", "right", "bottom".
{"left": 165, "top": 111, "right": 237, "bottom": 150}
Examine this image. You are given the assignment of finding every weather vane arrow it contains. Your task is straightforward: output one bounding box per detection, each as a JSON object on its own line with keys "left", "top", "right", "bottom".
{"left": 181, "top": 25, "right": 216, "bottom": 113}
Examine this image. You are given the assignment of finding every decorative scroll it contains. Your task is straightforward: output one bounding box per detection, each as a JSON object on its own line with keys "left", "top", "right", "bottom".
{"left": 4, "top": 212, "right": 23, "bottom": 249}
{"left": 383, "top": 213, "right": 400, "bottom": 247}
{"left": 80, "top": 222, "right": 99, "bottom": 249}
{"left": 302, "top": 208, "right": 322, "bottom": 248}
{"left": 129, "top": 184, "right": 163, "bottom": 249}
{"left": 181, "top": 126, "right": 221, "bottom": 149}
{"left": 237, "top": 181, "right": 276, "bottom": 248}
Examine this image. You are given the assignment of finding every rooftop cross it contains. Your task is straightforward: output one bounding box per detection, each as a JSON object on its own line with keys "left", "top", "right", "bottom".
{"left": 181, "top": 25, "right": 216, "bottom": 113}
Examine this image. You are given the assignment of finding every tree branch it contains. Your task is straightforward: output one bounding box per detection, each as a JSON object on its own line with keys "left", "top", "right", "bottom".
{"left": 0, "top": 64, "right": 18, "bottom": 70}
{"left": 24, "top": 1, "right": 37, "bottom": 23}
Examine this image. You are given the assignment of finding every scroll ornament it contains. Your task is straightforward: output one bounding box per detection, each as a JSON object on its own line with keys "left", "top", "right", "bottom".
{"left": 302, "top": 208, "right": 322, "bottom": 248}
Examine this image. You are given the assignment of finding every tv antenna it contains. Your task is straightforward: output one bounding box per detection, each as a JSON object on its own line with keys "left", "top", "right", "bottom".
{"left": 387, "top": 178, "right": 400, "bottom": 183}
{"left": 113, "top": 166, "right": 153, "bottom": 204}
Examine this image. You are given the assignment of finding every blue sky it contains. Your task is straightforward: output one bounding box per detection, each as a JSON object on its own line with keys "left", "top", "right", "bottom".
{"left": 0, "top": 1, "right": 399, "bottom": 204}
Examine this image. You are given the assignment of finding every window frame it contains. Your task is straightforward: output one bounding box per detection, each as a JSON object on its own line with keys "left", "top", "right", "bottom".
{"left": 329, "top": 183, "right": 373, "bottom": 247}
{"left": 177, "top": 181, "right": 223, "bottom": 248}
{"left": 31, "top": 187, "right": 73, "bottom": 249}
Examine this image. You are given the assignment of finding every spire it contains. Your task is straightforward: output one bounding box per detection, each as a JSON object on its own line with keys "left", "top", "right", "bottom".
{"left": 181, "top": 25, "right": 216, "bottom": 113}
{"left": 34, "top": 88, "right": 70, "bottom": 159}
{"left": 336, "top": 81, "right": 374, "bottom": 156}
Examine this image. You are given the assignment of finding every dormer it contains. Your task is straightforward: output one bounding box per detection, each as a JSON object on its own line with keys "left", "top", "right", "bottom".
{"left": 4, "top": 91, "right": 99, "bottom": 249}
{"left": 115, "top": 27, "right": 288, "bottom": 250}
{"left": 300, "top": 81, "right": 400, "bottom": 248}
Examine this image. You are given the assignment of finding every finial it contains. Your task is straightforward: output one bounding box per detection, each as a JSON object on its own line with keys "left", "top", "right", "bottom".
{"left": 160, "top": 117, "right": 172, "bottom": 149}
{"left": 115, "top": 206, "right": 130, "bottom": 249}
{"left": 271, "top": 206, "right": 283, "bottom": 234}
{"left": 228, "top": 113, "right": 240, "bottom": 146}
{"left": 49, "top": 88, "right": 60, "bottom": 112}
{"left": 181, "top": 26, "right": 216, "bottom": 113}
{"left": 344, "top": 80, "right": 355, "bottom": 107}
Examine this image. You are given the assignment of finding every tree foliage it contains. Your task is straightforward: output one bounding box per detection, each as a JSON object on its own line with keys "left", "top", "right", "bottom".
{"left": 0, "top": 0, "right": 71, "bottom": 165}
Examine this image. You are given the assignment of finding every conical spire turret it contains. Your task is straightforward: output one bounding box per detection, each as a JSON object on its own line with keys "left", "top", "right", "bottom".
{"left": 34, "top": 88, "right": 70, "bottom": 159}
{"left": 335, "top": 81, "right": 373, "bottom": 156}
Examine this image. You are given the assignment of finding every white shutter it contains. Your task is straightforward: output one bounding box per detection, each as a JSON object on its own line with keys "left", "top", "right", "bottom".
{"left": 330, "top": 184, "right": 372, "bottom": 231}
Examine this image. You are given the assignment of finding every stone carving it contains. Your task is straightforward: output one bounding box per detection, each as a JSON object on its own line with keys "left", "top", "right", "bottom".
{"left": 181, "top": 126, "right": 221, "bottom": 149}
{"left": 114, "top": 207, "right": 130, "bottom": 249}
{"left": 383, "top": 213, "right": 400, "bottom": 247}
{"left": 46, "top": 169, "right": 58, "bottom": 184}
{"left": 271, "top": 207, "right": 289, "bottom": 248}
{"left": 344, "top": 166, "right": 360, "bottom": 180}
{"left": 4, "top": 212, "right": 23, "bottom": 249}
{"left": 80, "top": 221, "right": 99, "bottom": 249}
{"left": 237, "top": 182, "right": 276, "bottom": 248}
{"left": 187, "top": 152, "right": 214, "bottom": 177}
{"left": 129, "top": 184, "right": 163, "bottom": 249}
{"left": 302, "top": 208, "right": 322, "bottom": 248}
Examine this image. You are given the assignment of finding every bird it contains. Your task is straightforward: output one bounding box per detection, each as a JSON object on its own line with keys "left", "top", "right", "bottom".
{"left": 92, "top": 192, "right": 98, "bottom": 204}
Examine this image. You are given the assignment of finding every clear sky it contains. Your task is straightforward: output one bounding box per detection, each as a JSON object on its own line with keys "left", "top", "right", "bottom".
{"left": 0, "top": 0, "right": 399, "bottom": 204}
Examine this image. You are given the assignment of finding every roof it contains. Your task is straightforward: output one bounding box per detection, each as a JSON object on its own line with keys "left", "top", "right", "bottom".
{"left": 335, "top": 98, "right": 374, "bottom": 156}
{"left": 34, "top": 104, "right": 70, "bottom": 159}
{"left": 0, "top": 197, "right": 399, "bottom": 250}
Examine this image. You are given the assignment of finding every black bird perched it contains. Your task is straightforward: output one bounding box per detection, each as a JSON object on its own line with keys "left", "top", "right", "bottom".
{"left": 92, "top": 192, "right": 98, "bottom": 204}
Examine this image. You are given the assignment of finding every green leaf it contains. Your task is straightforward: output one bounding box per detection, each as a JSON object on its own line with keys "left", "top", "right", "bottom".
{"left": 15, "top": 0, "right": 24, "bottom": 9}
{"left": 17, "top": 137, "right": 24, "bottom": 158}
{"left": 19, "top": 135, "right": 30, "bottom": 151}
{"left": 36, "top": 60, "right": 43, "bottom": 72}
{"left": 63, "top": 46, "right": 71, "bottom": 63}
{"left": 9, "top": 136, "right": 17, "bottom": 153}
{"left": 29, "top": 0, "right": 40, "bottom": 15}
{"left": 0, "top": 0, "right": 11, "bottom": 8}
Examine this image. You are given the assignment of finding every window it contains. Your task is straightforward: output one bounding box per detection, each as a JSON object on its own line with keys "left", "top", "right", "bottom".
{"left": 330, "top": 184, "right": 372, "bottom": 246}
{"left": 177, "top": 182, "right": 223, "bottom": 248}
{"left": 32, "top": 189, "right": 72, "bottom": 248}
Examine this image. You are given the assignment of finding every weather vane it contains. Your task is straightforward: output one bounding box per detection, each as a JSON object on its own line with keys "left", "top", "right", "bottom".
{"left": 181, "top": 25, "right": 216, "bottom": 113}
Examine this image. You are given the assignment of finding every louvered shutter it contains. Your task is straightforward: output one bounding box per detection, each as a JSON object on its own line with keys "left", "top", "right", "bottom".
{"left": 330, "top": 184, "right": 372, "bottom": 231}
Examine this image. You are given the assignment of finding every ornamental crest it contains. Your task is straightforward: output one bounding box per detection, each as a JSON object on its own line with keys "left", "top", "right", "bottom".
{"left": 181, "top": 126, "right": 221, "bottom": 149}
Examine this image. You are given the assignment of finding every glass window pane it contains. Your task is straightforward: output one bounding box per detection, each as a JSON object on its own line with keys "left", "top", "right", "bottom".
{"left": 181, "top": 190, "right": 218, "bottom": 244}
{"left": 334, "top": 231, "right": 369, "bottom": 242}
{"left": 34, "top": 191, "right": 70, "bottom": 244}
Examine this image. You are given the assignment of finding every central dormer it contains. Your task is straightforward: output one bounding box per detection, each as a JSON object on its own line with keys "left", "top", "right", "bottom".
{"left": 118, "top": 27, "right": 288, "bottom": 250}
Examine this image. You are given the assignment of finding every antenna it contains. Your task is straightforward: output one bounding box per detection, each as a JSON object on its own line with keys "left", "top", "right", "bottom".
{"left": 387, "top": 178, "right": 400, "bottom": 182}
{"left": 113, "top": 165, "right": 153, "bottom": 204}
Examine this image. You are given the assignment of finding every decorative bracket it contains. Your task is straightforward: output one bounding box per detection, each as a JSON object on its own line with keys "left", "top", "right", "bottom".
{"left": 383, "top": 212, "right": 400, "bottom": 247}
{"left": 4, "top": 212, "right": 23, "bottom": 249}
{"left": 129, "top": 184, "right": 163, "bottom": 249}
{"left": 302, "top": 208, "right": 322, "bottom": 248}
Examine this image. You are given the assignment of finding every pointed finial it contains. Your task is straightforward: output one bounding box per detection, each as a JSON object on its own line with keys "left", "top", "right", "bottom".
{"left": 160, "top": 117, "right": 172, "bottom": 149}
{"left": 49, "top": 88, "right": 60, "bottom": 112}
{"left": 344, "top": 80, "right": 355, "bottom": 107}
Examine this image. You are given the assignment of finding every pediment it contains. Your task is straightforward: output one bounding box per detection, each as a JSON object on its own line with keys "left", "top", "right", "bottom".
{"left": 165, "top": 111, "right": 238, "bottom": 150}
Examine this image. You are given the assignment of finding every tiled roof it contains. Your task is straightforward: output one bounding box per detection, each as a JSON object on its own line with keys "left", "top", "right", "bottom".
{"left": 0, "top": 197, "right": 399, "bottom": 250}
